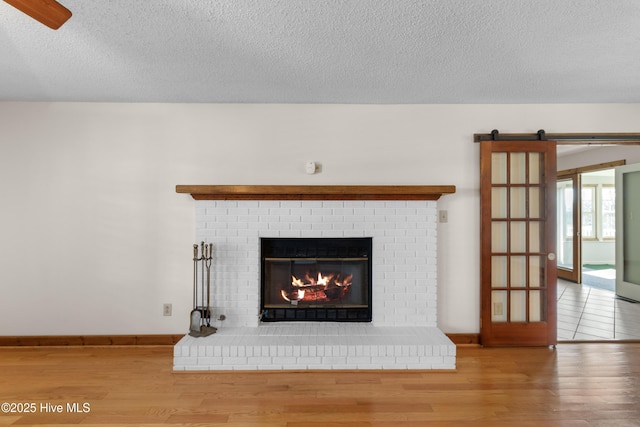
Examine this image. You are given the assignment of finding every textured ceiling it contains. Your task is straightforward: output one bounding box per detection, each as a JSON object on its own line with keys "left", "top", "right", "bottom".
{"left": 1, "top": 0, "right": 639, "bottom": 104}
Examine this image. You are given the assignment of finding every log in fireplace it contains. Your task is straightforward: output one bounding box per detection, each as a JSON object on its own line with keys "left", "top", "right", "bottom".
{"left": 260, "top": 237, "right": 372, "bottom": 322}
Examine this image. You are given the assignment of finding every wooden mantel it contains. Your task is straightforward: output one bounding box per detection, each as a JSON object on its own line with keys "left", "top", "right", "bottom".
{"left": 175, "top": 185, "right": 456, "bottom": 201}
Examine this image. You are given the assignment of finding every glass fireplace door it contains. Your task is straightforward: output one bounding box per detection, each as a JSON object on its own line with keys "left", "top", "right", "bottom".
{"left": 261, "top": 238, "right": 372, "bottom": 322}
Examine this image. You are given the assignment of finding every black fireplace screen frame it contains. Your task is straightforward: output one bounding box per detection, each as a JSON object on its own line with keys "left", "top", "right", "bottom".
{"left": 260, "top": 237, "right": 373, "bottom": 322}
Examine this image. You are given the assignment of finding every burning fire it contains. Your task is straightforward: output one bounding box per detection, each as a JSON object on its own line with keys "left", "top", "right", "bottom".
{"left": 280, "top": 271, "right": 353, "bottom": 303}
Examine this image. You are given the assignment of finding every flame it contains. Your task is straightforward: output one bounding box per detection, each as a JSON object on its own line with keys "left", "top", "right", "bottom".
{"left": 334, "top": 274, "right": 353, "bottom": 287}
{"left": 281, "top": 288, "right": 305, "bottom": 302}
{"left": 282, "top": 271, "right": 352, "bottom": 303}
{"left": 315, "top": 272, "right": 334, "bottom": 287}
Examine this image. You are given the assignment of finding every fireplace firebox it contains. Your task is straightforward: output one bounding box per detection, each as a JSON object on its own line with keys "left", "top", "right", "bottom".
{"left": 260, "top": 238, "right": 372, "bottom": 322}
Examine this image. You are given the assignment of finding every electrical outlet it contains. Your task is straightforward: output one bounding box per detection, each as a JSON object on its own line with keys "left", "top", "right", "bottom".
{"left": 163, "top": 303, "right": 172, "bottom": 316}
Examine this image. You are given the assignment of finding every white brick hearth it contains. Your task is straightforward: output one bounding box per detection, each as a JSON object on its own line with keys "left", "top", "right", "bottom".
{"left": 174, "top": 323, "right": 455, "bottom": 370}
{"left": 174, "top": 199, "right": 456, "bottom": 370}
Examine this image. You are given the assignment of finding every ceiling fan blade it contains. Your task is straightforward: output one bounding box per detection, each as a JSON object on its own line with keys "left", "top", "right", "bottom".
{"left": 3, "top": 0, "right": 72, "bottom": 30}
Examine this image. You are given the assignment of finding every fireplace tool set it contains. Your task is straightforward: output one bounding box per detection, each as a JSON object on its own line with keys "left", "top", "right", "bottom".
{"left": 189, "top": 242, "right": 217, "bottom": 337}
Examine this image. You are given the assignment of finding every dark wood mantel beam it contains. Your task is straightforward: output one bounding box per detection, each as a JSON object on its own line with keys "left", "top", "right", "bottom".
{"left": 175, "top": 185, "right": 456, "bottom": 201}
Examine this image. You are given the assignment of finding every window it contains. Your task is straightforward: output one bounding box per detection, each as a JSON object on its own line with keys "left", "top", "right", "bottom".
{"left": 557, "top": 182, "right": 612, "bottom": 241}
{"left": 560, "top": 183, "right": 574, "bottom": 240}
{"left": 602, "top": 185, "right": 615, "bottom": 239}
{"left": 581, "top": 185, "right": 596, "bottom": 240}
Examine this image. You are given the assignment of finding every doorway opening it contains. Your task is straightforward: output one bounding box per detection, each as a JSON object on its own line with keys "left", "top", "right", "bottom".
{"left": 556, "top": 157, "right": 640, "bottom": 340}
{"left": 557, "top": 166, "right": 618, "bottom": 291}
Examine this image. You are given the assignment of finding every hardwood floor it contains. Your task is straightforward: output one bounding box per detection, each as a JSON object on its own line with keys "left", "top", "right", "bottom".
{"left": 1, "top": 344, "right": 639, "bottom": 426}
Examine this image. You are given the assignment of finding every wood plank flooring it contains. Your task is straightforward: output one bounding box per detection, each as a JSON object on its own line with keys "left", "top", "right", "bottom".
{"left": 1, "top": 343, "right": 639, "bottom": 426}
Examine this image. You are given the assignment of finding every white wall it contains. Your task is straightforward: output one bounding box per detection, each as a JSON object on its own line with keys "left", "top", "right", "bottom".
{"left": 2, "top": 102, "right": 640, "bottom": 335}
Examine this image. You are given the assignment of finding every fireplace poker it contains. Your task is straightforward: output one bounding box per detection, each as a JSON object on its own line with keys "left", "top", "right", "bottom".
{"left": 193, "top": 244, "right": 198, "bottom": 310}
{"left": 201, "top": 241, "right": 205, "bottom": 321}
{"left": 205, "top": 243, "right": 213, "bottom": 327}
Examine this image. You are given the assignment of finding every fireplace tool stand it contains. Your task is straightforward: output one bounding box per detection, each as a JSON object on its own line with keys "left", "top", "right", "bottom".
{"left": 189, "top": 242, "right": 217, "bottom": 337}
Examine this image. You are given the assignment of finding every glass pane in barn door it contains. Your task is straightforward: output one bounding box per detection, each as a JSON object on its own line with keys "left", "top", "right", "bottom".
{"left": 481, "top": 140, "right": 557, "bottom": 346}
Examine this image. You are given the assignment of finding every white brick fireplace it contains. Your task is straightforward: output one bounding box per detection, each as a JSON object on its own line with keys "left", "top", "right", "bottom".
{"left": 174, "top": 186, "right": 456, "bottom": 370}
